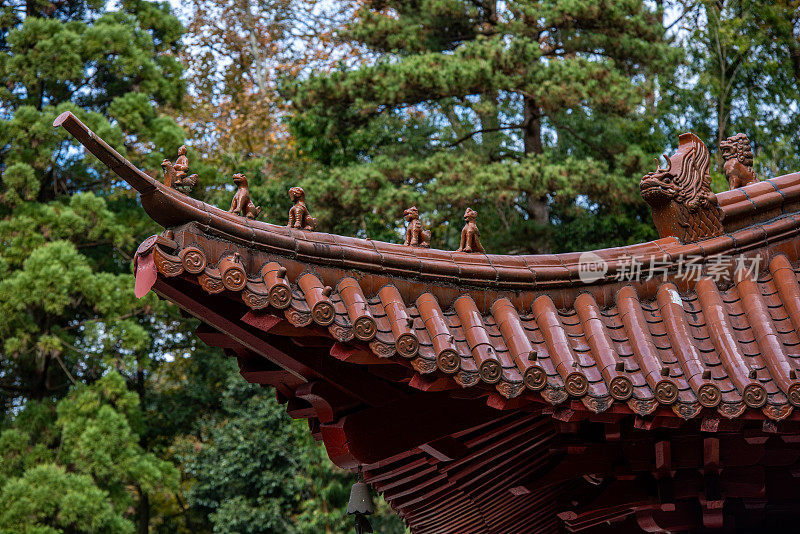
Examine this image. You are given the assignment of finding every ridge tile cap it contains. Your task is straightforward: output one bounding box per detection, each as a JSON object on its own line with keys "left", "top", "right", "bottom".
{"left": 489, "top": 255, "right": 529, "bottom": 267}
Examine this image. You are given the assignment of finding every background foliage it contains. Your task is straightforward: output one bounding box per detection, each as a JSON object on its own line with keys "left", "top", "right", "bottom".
{"left": 1, "top": 0, "right": 800, "bottom": 532}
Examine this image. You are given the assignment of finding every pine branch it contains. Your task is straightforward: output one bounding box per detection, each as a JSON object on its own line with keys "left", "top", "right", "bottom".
{"left": 445, "top": 123, "right": 524, "bottom": 148}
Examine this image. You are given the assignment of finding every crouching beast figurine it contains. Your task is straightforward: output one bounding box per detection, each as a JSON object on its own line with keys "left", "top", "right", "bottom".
{"left": 720, "top": 133, "right": 758, "bottom": 190}
{"left": 403, "top": 206, "right": 430, "bottom": 248}
{"left": 640, "top": 133, "right": 724, "bottom": 243}
{"left": 229, "top": 173, "right": 261, "bottom": 219}
{"left": 287, "top": 187, "right": 316, "bottom": 231}
{"left": 457, "top": 207, "right": 484, "bottom": 253}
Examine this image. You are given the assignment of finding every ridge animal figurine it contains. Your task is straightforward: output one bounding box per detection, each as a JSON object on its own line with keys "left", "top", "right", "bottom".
{"left": 161, "top": 145, "right": 198, "bottom": 193}
{"left": 287, "top": 186, "right": 316, "bottom": 231}
{"left": 640, "top": 133, "right": 723, "bottom": 243}
{"left": 403, "top": 206, "right": 430, "bottom": 248}
{"left": 457, "top": 207, "right": 484, "bottom": 253}
{"left": 229, "top": 173, "right": 261, "bottom": 219}
{"left": 720, "top": 133, "right": 758, "bottom": 190}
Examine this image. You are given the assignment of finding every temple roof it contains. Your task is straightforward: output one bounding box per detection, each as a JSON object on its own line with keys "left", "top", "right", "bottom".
{"left": 56, "top": 110, "right": 800, "bottom": 423}
{"left": 55, "top": 111, "right": 800, "bottom": 531}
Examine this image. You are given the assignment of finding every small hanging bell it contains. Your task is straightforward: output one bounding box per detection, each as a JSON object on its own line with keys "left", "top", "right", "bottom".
{"left": 347, "top": 481, "right": 374, "bottom": 534}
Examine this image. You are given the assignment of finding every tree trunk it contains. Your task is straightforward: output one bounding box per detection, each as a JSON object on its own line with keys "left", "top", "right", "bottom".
{"left": 479, "top": 90, "right": 502, "bottom": 158}
{"left": 788, "top": 40, "right": 800, "bottom": 83}
{"left": 33, "top": 353, "right": 51, "bottom": 400}
{"left": 478, "top": 0, "right": 501, "bottom": 159}
{"left": 137, "top": 486, "right": 150, "bottom": 534}
{"left": 709, "top": 1, "right": 731, "bottom": 171}
{"left": 523, "top": 97, "right": 543, "bottom": 155}
{"left": 523, "top": 96, "right": 549, "bottom": 252}
{"left": 136, "top": 355, "right": 149, "bottom": 534}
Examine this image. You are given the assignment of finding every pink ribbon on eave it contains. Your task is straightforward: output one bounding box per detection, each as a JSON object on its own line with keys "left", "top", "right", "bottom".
{"left": 134, "top": 253, "right": 157, "bottom": 298}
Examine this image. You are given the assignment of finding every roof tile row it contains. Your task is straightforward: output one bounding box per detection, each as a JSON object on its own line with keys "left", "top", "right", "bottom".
{"left": 138, "top": 232, "right": 800, "bottom": 421}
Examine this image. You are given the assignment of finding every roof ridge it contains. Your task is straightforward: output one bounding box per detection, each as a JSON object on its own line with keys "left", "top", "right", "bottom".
{"left": 56, "top": 111, "right": 800, "bottom": 292}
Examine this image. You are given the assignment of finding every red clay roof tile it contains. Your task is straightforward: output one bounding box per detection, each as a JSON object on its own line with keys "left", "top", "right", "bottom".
{"left": 144, "top": 227, "right": 800, "bottom": 420}
{"left": 56, "top": 111, "right": 800, "bottom": 422}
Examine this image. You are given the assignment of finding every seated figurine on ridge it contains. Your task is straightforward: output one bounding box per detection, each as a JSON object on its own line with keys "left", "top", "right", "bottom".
{"left": 403, "top": 206, "right": 430, "bottom": 248}
{"left": 161, "top": 145, "right": 198, "bottom": 193}
{"left": 287, "top": 187, "right": 316, "bottom": 231}
{"left": 457, "top": 207, "right": 484, "bottom": 253}
{"left": 720, "top": 133, "right": 758, "bottom": 190}
{"left": 229, "top": 173, "right": 261, "bottom": 219}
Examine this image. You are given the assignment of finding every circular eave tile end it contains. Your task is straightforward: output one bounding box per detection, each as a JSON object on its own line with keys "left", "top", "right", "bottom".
{"left": 479, "top": 360, "right": 502, "bottom": 384}
{"left": 565, "top": 372, "right": 589, "bottom": 397}
{"left": 221, "top": 267, "right": 246, "bottom": 292}
{"left": 655, "top": 380, "right": 679, "bottom": 405}
{"left": 610, "top": 376, "right": 634, "bottom": 401}
{"left": 269, "top": 286, "right": 292, "bottom": 309}
{"left": 436, "top": 349, "right": 460, "bottom": 374}
{"left": 136, "top": 235, "right": 158, "bottom": 257}
{"left": 787, "top": 383, "right": 800, "bottom": 407}
{"left": 523, "top": 365, "right": 547, "bottom": 391}
{"left": 396, "top": 333, "right": 419, "bottom": 359}
{"left": 353, "top": 316, "right": 377, "bottom": 341}
{"left": 743, "top": 383, "right": 767, "bottom": 409}
{"left": 312, "top": 302, "right": 335, "bottom": 326}
{"left": 180, "top": 246, "right": 206, "bottom": 274}
{"left": 698, "top": 383, "right": 722, "bottom": 408}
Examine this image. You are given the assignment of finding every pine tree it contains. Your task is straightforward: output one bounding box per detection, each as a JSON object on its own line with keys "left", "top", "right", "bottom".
{"left": 0, "top": 373, "right": 178, "bottom": 533}
{"left": 285, "top": 0, "right": 681, "bottom": 252}
{"left": 177, "top": 361, "right": 407, "bottom": 533}
{"left": 674, "top": 0, "right": 800, "bottom": 177}
{"left": 0, "top": 0, "right": 187, "bottom": 531}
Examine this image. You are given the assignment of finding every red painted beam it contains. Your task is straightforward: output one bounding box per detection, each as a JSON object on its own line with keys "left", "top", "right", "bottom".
{"left": 155, "top": 277, "right": 408, "bottom": 407}
{"left": 154, "top": 279, "right": 312, "bottom": 380}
